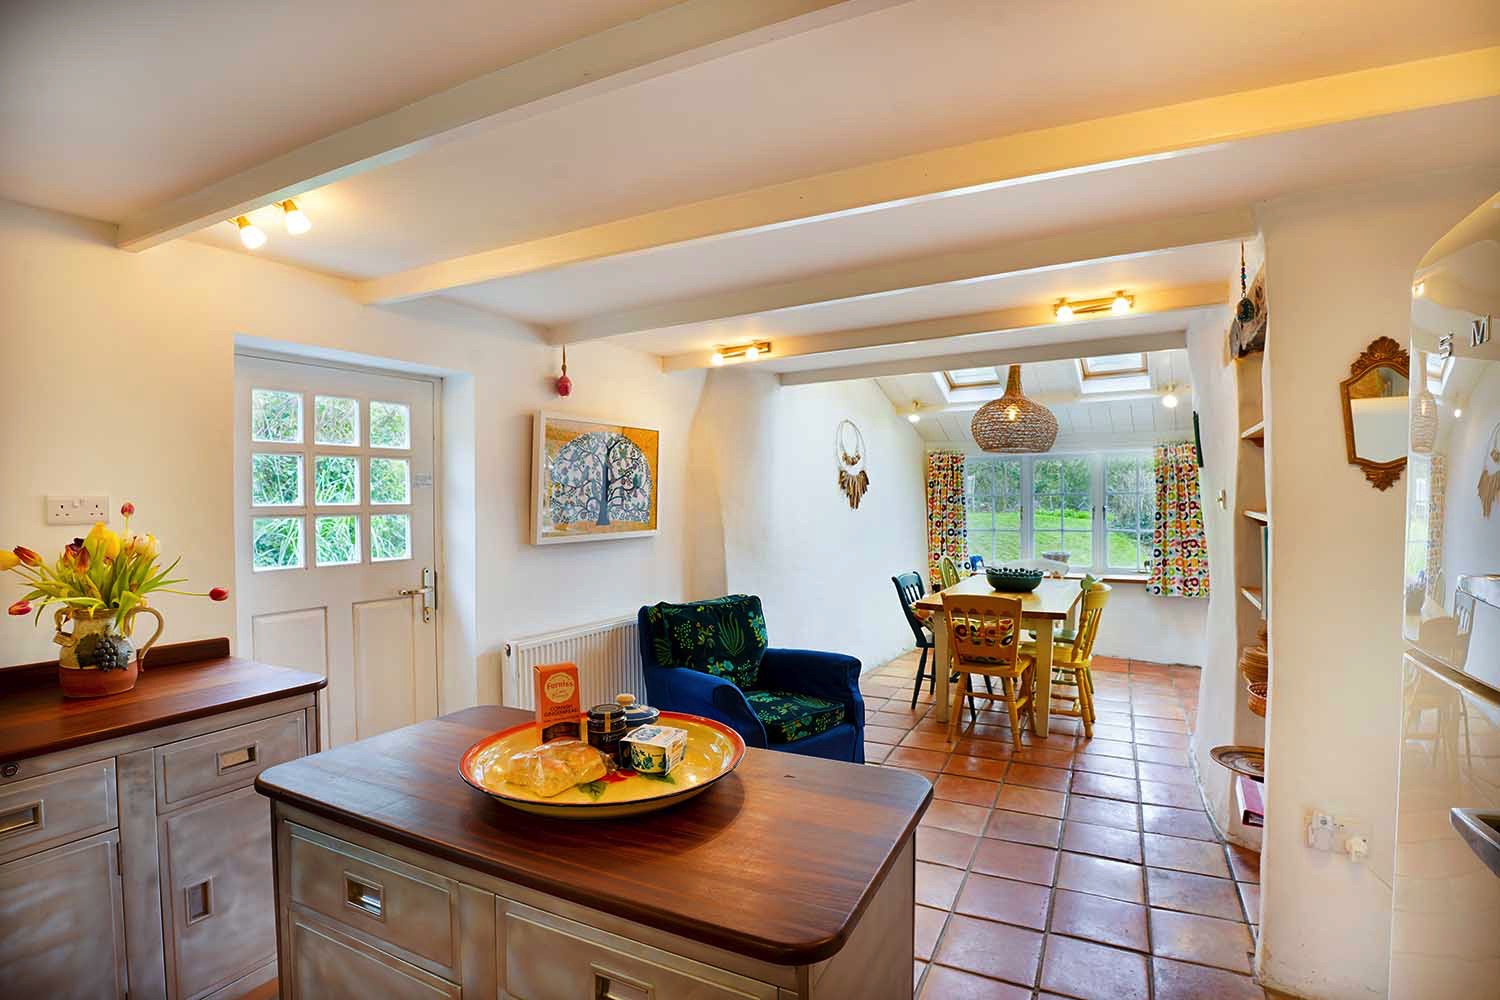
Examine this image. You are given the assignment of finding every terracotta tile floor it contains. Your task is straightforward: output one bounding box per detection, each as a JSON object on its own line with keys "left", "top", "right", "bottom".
{"left": 859, "top": 651, "right": 1266, "bottom": 999}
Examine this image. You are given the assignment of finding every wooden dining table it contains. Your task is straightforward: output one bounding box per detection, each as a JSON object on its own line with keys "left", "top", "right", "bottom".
{"left": 914, "top": 574, "right": 1084, "bottom": 734}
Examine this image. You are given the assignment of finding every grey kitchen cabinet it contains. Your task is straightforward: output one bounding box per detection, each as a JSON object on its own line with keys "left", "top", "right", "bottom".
{"left": 0, "top": 650, "right": 324, "bottom": 1000}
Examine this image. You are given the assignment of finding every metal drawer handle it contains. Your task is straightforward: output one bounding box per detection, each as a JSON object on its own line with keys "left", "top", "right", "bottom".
{"left": 344, "top": 872, "right": 384, "bottom": 921}
{"left": 184, "top": 877, "right": 215, "bottom": 925}
{"left": 0, "top": 801, "right": 42, "bottom": 838}
{"left": 216, "top": 743, "right": 258, "bottom": 774}
{"left": 593, "top": 967, "right": 652, "bottom": 1000}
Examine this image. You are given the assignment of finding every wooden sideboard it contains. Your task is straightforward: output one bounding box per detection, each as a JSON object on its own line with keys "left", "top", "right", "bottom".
{"left": 0, "top": 640, "right": 326, "bottom": 999}
{"left": 257, "top": 705, "right": 931, "bottom": 1000}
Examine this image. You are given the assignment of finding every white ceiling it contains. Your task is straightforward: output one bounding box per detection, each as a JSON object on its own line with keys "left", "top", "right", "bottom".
{"left": 880, "top": 350, "right": 1195, "bottom": 449}
{"left": 0, "top": 0, "right": 677, "bottom": 220}
{"left": 2, "top": 0, "right": 1497, "bottom": 399}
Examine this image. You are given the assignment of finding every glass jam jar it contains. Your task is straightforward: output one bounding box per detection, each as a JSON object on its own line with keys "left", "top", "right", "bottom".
{"left": 586, "top": 702, "right": 627, "bottom": 765}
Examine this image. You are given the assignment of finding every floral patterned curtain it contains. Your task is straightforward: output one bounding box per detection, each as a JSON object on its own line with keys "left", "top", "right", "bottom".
{"left": 926, "top": 451, "right": 967, "bottom": 588}
{"left": 1147, "top": 443, "right": 1210, "bottom": 598}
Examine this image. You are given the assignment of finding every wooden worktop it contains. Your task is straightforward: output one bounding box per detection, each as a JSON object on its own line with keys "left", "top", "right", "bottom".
{"left": 256, "top": 705, "right": 931, "bottom": 966}
{"left": 0, "top": 638, "right": 326, "bottom": 762}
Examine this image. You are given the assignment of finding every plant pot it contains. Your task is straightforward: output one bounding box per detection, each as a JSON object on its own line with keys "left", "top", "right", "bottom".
{"left": 54, "top": 605, "right": 164, "bottom": 699}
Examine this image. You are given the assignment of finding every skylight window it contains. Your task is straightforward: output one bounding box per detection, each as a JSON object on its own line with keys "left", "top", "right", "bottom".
{"left": 1079, "top": 353, "right": 1147, "bottom": 379}
{"left": 944, "top": 367, "right": 1001, "bottom": 389}
{"left": 1076, "top": 352, "right": 1151, "bottom": 394}
{"left": 1426, "top": 352, "right": 1451, "bottom": 394}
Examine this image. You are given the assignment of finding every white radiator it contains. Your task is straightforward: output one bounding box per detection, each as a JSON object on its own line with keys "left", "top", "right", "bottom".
{"left": 504, "top": 615, "right": 644, "bottom": 710}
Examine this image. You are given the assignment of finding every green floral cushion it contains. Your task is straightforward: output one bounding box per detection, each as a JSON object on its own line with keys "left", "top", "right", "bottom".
{"left": 644, "top": 595, "right": 769, "bottom": 689}
{"left": 743, "top": 690, "right": 846, "bottom": 744}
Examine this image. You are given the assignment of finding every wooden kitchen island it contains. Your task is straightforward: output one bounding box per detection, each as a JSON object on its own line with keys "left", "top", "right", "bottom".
{"left": 255, "top": 705, "right": 930, "bottom": 999}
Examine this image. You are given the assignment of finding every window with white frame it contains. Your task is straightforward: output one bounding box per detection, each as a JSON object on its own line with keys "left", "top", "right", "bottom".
{"left": 962, "top": 451, "right": 1158, "bottom": 575}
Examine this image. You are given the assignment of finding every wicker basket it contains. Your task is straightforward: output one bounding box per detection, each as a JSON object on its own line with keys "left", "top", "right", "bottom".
{"left": 1239, "top": 644, "right": 1269, "bottom": 686}
{"left": 1247, "top": 679, "right": 1268, "bottom": 717}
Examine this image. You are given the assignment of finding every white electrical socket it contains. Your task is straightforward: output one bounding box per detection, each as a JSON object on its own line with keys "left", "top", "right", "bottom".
{"left": 46, "top": 495, "right": 110, "bottom": 526}
{"left": 1306, "top": 810, "right": 1371, "bottom": 862}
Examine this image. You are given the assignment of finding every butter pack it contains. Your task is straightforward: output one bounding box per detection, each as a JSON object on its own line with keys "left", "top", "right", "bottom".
{"left": 622, "top": 724, "right": 687, "bottom": 775}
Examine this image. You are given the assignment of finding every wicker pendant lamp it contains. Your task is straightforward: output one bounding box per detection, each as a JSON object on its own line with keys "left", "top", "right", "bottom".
{"left": 971, "top": 365, "right": 1058, "bottom": 453}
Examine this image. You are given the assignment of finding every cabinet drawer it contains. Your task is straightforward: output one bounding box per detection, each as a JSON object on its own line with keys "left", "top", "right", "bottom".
{"left": 159, "top": 785, "right": 276, "bottom": 1000}
{"left": 157, "top": 711, "right": 305, "bottom": 810}
{"left": 0, "top": 759, "right": 117, "bottom": 865}
{"left": 287, "top": 823, "right": 457, "bottom": 973}
{"left": 288, "top": 908, "right": 459, "bottom": 1000}
{"left": 501, "top": 901, "right": 777, "bottom": 1000}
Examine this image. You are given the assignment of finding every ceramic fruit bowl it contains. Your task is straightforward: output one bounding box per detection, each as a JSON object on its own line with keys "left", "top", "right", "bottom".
{"left": 985, "top": 566, "right": 1045, "bottom": 593}
{"left": 458, "top": 711, "right": 746, "bottom": 819}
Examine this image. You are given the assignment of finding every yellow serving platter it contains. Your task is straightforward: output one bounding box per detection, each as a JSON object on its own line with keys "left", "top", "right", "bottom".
{"left": 458, "top": 711, "right": 746, "bottom": 819}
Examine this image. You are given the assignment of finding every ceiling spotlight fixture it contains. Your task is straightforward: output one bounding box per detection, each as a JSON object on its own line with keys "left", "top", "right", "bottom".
{"left": 280, "top": 199, "right": 311, "bottom": 235}
{"left": 1055, "top": 291, "right": 1132, "bottom": 320}
{"left": 1413, "top": 280, "right": 1426, "bottom": 298}
{"left": 1162, "top": 385, "right": 1180, "bottom": 409}
{"left": 971, "top": 365, "right": 1058, "bottom": 453}
{"left": 1455, "top": 407, "right": 1464, "bottom": 419}
{"left": 710, "top": 341, "right": 771, "bottom": 365}
{"left": 233, "top": 215, "right": 266, "bottom": 250}
{"left": 907, "top": 402, "right": 922, "bottom": 424}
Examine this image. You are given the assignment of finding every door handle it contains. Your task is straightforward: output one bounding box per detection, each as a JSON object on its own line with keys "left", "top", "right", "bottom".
{"left": 399, "top": 567, "right": 436, "bottom": 623}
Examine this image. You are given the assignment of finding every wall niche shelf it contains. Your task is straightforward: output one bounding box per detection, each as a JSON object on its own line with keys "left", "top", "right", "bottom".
{"left": 1240, "top": 420, "right": 1265, "bottom": 445}
{"left": 1240, "top": 586, "right": 1264, "bottom": 612}
{"left": 1244, "top": 509, "right": 1269, "bottom": 524}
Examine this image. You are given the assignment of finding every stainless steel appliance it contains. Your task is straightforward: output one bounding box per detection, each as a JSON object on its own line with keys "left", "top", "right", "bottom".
{"left": 1390, "top": 193, "right": 1500, "bottom": 999}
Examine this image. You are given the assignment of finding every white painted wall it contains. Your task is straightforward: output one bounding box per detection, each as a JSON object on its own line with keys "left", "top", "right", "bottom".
{"left": 1256, "top": 167, "right": 1500, "bottom": 1000}
{"left": 1091, "top": 584, "right": 1205, "bottom": 666}
{"left": 0, "top": 199, "right": 706, "bottom": 714}
{"left": 686, "top": 370, "right": 928, "bottom": 670}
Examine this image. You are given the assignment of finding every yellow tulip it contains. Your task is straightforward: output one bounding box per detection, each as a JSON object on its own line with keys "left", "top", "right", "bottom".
{"left": 0, "top": 550, "right": 17, "bottom": 571}
{"left": 102, "top": 531, "right": 121, "bottom": 561}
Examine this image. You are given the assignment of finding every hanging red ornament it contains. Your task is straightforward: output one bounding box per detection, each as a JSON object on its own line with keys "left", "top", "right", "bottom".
{"left": 555, "top": 345, "right": 572, "bottom": 397}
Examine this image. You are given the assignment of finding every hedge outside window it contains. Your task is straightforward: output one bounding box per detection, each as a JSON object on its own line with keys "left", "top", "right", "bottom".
{"left": 963, "top": 450, "right": 1158, "bottom": 575}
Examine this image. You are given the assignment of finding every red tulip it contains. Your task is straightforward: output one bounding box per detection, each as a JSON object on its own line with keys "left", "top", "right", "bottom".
{"left": 12, "top": 546, "right": 41, "bottom": 567}
{"left": 7, "top": 599, "right": 31, "bottom": 616}
{"left": 209, "top": 587, "right": 229, "bottom": 602}
{"left": 120, "top": 502, "right": 135, "bottom": 517}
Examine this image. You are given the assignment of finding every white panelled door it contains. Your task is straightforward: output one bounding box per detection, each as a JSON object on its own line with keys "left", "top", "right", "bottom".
{"left": 234, "top": 355, "right": 439, "bottom": 748}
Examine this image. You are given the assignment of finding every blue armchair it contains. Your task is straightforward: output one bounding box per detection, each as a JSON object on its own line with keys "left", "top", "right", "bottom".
{"left": 638, "top": 596, "right": 864, "bottom": 763}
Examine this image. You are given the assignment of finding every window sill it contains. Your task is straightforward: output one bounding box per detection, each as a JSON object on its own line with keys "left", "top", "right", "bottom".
{"left": 1063, "top": 572, "right": 1149, "bottom": 585}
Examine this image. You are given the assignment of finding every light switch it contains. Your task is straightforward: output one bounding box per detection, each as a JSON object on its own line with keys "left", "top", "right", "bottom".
{"left": 46, "top": 495, "right": 109, "bottom": 526}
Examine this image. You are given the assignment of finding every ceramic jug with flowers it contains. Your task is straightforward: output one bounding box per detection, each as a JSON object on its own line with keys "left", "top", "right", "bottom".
{"left": 3, "top": 503, "right": 228, "bottom": 698}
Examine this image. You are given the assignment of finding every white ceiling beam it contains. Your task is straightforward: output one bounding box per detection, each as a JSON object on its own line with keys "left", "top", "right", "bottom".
{"left": 777, "top": 331, "right": 1189, "bottom": 386}
{"left": 114, "top": 0, "right": 911, "bottom": 251}
{"left": 659, "top": 282, "right": 1226, "bottom": 371}
{"left": 565, "top": 212, "right": 1248, "bottom": 344}
{"left": 357, "top": 46, "right": 1500, "bottom": 306}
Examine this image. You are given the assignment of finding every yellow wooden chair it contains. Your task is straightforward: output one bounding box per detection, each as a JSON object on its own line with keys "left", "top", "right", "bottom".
{"left": 939, "top": 555, "right": 962, "bottom": 589}
{"left": 942, "top": 592, "right": 1035, "bottom": 750}
{"left": 1045, "top": 583, "right": 1110, "bottom": 738}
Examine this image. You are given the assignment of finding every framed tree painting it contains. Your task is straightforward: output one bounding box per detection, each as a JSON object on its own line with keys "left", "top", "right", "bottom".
{"left": 532, "top": 412, "right": 660, "bottom": 544}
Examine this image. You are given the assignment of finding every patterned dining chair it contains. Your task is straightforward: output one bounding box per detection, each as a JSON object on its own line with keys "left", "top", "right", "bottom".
{"left": 941, "top": 592, "right": 1036, "bottom": 749}
{"left": 892, "top": 572, "right": 935, "bottom": 708}
{"left": 1045, "top": 584, "right": 1111, "bottom": 738}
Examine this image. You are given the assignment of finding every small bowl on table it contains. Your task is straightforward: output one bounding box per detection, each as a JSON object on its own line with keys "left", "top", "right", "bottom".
{"left": 985, "top": 566, "right": 1045, "bottom": 594}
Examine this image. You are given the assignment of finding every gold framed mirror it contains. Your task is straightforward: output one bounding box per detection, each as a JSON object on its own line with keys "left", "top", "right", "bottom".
{"left": 1339, "top": 335, "right": 1410, "bottom": 491}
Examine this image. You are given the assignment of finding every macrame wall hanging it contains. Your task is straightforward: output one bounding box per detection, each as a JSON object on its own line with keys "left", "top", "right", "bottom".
{"left": 836, "top": 419, "right": 870, "bottom": 509}
{"left": 1228, "top": 242, "right": 1267, "bottom": 359}
{"left": 1480, "top": 421, "right": 1500, "bottom": 518}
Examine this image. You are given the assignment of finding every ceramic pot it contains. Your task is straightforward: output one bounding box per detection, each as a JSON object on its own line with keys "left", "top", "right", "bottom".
{"left": 53, "top": 605, "right": 164, "bottom": 698}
